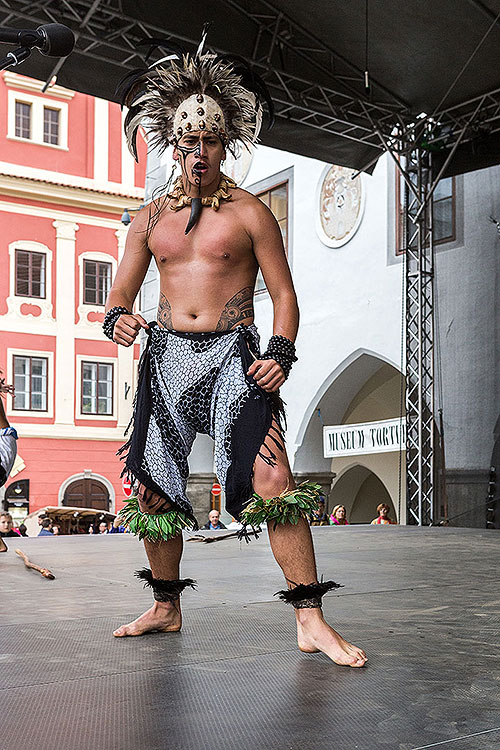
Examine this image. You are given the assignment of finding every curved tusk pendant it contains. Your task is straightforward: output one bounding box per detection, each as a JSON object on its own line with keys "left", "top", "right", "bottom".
{"left": 184, "top": 197, "right": 202, "bottom": 234}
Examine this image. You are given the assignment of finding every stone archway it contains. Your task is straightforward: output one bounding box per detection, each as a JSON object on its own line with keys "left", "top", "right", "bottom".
{"left": 329, "top": 465, "right": 395, "bottom": 524}
{"left": 63, "top": 478, "right": 110, "bottom": 510}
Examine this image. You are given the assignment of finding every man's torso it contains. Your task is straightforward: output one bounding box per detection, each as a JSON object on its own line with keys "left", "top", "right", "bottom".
{"left": 149, "top": 188, "right": 259, "bottom": 333}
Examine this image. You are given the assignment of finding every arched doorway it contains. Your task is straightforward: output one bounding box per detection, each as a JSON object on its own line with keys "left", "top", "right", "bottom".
{"left": 329, "top": 465, "right": 395, "bottom": 524}
{"left": 63, "top": 478, "right": 110, "bottom": 510}
{"left": 294, "top": 351, "right": 405, "bottom": 520}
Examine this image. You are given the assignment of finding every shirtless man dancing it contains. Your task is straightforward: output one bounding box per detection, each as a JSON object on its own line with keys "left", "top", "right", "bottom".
{"left": 104, "top": 43, "right": 366, "bottom": 668}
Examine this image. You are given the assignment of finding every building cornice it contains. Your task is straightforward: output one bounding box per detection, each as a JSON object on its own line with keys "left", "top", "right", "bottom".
{"left": 0, "top": 173, "right": 143, "bottom": 215}
{"left": 0, "top": 159, "right": 144, "bottom": 199}
{"left": 3, "top": 71, "right": 75, "bottom": 100}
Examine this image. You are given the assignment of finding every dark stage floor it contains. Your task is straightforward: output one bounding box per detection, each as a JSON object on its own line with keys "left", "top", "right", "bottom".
{"left": 1, "top": 525, "right": 500, "bottom": 750}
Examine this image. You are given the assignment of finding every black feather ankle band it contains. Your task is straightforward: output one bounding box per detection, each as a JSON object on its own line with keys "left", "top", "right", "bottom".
{"left": 135, "top": 568, "right": 197, "bottom": 603}
{"left": 274, "top": 580, "right": 342, "bottom": 609}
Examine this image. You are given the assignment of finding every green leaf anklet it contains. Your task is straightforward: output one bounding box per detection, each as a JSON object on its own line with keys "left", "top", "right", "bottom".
{"left": 120, "top": 495, "right": 194, "bottom": 542}
{"left": 239, "top": 481, "right": 323, "bottom": 530}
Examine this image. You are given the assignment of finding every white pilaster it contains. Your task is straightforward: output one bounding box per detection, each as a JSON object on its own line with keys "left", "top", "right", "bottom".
{"left": 115, "top": 226, "right": 128, "bottom": 263}
{"left": 94, "top": 98, "right": 109, "bottom": 184}
{"left": 121, "top": 108, "right": 137, "bottom": 189}
{"left": 53, "top": 219, "right": 79, "bottom": 426}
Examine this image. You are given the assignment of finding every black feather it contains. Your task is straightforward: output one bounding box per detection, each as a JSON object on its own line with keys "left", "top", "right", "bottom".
{"left": 214, "top": 53, "right": 275, "bottom": 128}
{"left": 135, "top": 568, "right": 197, "bottom": 601}
{"left": 274, "top": 580, "right": 343, "bottom": 603}
{"left": 137, "top": 37, "right": 186, "bottom": 64}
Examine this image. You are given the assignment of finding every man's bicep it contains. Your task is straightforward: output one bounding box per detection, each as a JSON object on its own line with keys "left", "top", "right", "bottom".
{"left": 251, "top": 203, "right": 294, "bottom": 296}
{"left": 111, "top": 218, "right": 152, "bottom": 303}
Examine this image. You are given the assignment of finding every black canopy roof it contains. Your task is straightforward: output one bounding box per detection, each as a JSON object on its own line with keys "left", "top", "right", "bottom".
{"left": 2, "top": 0, "right": 500, "bottom": 175}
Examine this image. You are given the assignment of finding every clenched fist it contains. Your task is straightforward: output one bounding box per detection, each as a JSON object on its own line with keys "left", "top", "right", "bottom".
{"left": 113, "top": 313, "right": 149, "bottom": 346}
{"left": 247, "top": 358, "right": 285, "bottom": 393}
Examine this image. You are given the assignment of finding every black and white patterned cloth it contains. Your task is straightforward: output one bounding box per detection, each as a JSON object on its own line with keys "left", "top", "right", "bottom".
{"left": 120, "top": 322, "right": 281, "bottom": 524}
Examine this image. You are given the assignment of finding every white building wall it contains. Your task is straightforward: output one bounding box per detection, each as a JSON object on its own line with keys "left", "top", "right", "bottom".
{"left": 243, "top": 147, "right": 403, "bottom": 471}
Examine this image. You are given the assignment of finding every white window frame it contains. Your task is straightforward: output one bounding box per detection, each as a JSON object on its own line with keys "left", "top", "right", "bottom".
{"left": 7, "top": 89, "right": 69, "bottom": 150}
{"left": 246, "top": 166, "right": 294, "bottom": 297}
{"left": 7, "top": 240, "right": 53, "bottom": 320}
{"left": 12, "top": 354, "right": 48, "bottom": 412}
{"left": 43, "top": 105, "right": 61, "bottom": 146}
{"left": 77, "top": 251, "right": 117, "bottom": 325}
{"left": 76, "top": 354, "right": 118, "bottom": 421}
{"left": 14, "top": 100, "right": 32, "bottom": 139}
{"left": 6, "top": 348, "right": 54, "bottom": 419}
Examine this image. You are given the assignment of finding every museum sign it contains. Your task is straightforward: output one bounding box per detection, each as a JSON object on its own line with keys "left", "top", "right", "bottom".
{"left": 323, "top": 418, "right": 406, "bottom": 458}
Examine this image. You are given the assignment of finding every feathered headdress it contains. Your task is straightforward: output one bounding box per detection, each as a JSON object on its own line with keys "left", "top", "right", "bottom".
{"left": 117, "top": 32, "right": 274, "bottom": 161}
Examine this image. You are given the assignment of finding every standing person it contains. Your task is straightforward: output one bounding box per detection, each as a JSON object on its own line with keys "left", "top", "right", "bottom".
{"left": 38, "top": 518, "right": 54, "bottom": 536}
{"left": 202, "top": 510, "right": 227, "bottom": 530}
{"left": 330, "top": 505, "right": 349, "bottom": 526}
{"left": 371, "top": 503, "right": 397, "bottom": 525}
{"left": 106, "top": 40, "right": 366, "bottom": 667}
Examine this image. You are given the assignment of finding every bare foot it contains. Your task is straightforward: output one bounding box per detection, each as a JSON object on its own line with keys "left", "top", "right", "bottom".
{"left": 296, "top": 609, "right": 367, "bottom": 667}
{"left": 113, "top": 601, "right": 181, "bottom": 637}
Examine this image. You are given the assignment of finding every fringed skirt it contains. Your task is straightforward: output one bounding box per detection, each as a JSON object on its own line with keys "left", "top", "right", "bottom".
{"left": 119, "top": 322, "right": 285, "bottom": 525}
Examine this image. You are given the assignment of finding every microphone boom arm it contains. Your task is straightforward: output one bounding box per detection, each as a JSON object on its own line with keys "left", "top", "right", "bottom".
{"left": 0, "top": 45, "right": 32, "bottom": 72}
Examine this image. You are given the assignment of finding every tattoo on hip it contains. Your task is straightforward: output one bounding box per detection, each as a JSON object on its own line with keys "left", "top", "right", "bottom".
{"left": 215, "top": 286, "right": 254, "bottom": 331}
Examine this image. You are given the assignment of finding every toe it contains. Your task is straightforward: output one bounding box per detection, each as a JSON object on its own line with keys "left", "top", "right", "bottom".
{"left": 113, "top": 626, "right": 128, "bottom": 637}
{"left": 351, "top": 657, "right": 366, "bottom": 667}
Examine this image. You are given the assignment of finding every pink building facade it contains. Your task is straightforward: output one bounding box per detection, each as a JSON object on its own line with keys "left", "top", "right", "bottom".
{"left": 0, "top": 71, "right": 145, "bottom": 520}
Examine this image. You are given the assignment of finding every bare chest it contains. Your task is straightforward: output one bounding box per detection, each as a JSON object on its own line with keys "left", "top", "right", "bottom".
{"left": 149, "top": 203, "right": 253, "bottom": 268}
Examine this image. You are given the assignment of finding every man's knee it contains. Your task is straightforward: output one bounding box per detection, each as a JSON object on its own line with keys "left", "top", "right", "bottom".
{"left": 138, "top": 484, "right": 172, "bottom": 514}
{"left": 253, "top": 460, "right": 292, "bottom": 498}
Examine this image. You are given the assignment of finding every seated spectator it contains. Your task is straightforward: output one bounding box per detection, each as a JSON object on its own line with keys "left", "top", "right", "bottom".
{"left": 109, "top": 516, "right": 126, "bottom": 533}
{"left": 0, "top": 512, "right": 21, "bottom": 537}
{"left": 371, "top": 503, "right": 397, "bottom": 525}
{"left": 202, "top": 510, "right": 227, "bottom": 530}
{"left": 330, "top": 505, "right": 349, "bottom": 526}
{"left": 98, "top": 521, "right": 109, "bottom": 534}
{"left": 38, "top": 518, "right": 54, "bottom": 536}
{"left": 52, "top": 524, "right": 61, "bottom": 536}
{"left": 310, "top": 499, "right": 329, "bottom": 526}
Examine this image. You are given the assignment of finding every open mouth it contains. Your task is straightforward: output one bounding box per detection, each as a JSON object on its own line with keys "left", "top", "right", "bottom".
{"left": 192, "top": 161, "right": 208, "bottom": 175}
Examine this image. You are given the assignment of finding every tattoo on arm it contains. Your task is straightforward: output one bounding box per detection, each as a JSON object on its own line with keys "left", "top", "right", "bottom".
{"left": 215, "top": 286, "right": 254, "bottom": 331}
{"left": 158, "top": 292, "right": 173, "bottom": 329}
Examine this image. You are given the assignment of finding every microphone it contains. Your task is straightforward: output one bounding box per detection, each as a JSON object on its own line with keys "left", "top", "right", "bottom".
{"left": 0, "top": 24, "right": 75, "bottom": 57}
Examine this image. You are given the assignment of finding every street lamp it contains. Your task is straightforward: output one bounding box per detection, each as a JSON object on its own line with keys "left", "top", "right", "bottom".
{"left": 121, "top": 205, "right": 144, "bottom": 226}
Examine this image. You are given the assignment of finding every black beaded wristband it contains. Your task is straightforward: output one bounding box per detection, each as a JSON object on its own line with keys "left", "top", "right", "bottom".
{"left": 261, "top": 334, "right": 298, "bottom": 379}
{"left": 103, "top": 306, "right": 131, "bottom": 340}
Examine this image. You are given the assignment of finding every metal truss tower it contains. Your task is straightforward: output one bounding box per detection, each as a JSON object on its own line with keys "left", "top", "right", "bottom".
{"left": 403, "top": 148, "right": 434, "bottom": 525}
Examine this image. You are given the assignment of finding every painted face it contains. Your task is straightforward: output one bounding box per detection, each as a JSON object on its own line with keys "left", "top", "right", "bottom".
{"left": 174, "top": 131, "right": 226, "bottom": 191}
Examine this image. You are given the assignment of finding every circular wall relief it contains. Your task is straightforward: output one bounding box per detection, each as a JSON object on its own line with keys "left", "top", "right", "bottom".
{"left": 316, "top": 164, "right": 364, "bottom": 247}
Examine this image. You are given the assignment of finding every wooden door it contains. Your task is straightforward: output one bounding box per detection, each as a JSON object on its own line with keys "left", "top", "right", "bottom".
{"left": 63, "top": 478, "right": 109, "bottom": 510}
